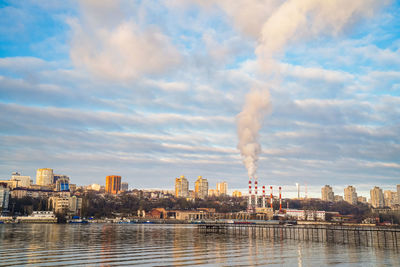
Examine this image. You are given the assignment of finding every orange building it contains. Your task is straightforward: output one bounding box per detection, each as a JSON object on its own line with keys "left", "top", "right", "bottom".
{"left": 105, "top": 175, "right": 121, "bottom": 194}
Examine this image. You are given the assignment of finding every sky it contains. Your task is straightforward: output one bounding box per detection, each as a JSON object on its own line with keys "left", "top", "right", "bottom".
{"left": 0, "top": 0, "right": 399, "bottom": 198}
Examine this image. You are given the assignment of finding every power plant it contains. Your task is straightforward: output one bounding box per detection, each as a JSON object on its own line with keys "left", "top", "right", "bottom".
{"left": 247, "top": 177, "right": 283, "bottom": 214}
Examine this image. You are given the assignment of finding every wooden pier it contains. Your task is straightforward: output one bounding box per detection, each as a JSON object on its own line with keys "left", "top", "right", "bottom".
{"left": 198, "top": 223, "right": 400, "bottom": 249}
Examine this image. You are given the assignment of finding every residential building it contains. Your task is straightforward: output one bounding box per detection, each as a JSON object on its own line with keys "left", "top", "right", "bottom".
{"left": 69, "top": 184, "right": 77, "bottom": 193}
{"left": 194, "top": 176, "right": 208, "bottom": 199}
{"left": 36, "top": 168, "right": 54, "bottom": 186}
{"left": 232, "top": 190, "right": 242, "bottom": 197}
{"left": 397, "top": 184, "right": 400, "bottom": 205}
{"left": 11, "top": 172, "right": 31, "bottom": 188}
{"left": 0, "top": 180, "right": 18, "bottom": 189}
{"left": 217, "top": 182, "right": 228, "bottom": 195}
{"left": 0, "top": 183, "right": 10, "bottom": 211}
{"left": 11, "top": 188, "right": 55, "bottom": 199}
{"left": 344, "top": 186, "right": 357, "bottom": 205}
{"left": 321, "top": 185, "right": 334, "bottom": 202}
{"left": 208, "top": 189, "right": 218, "bottom": 197}
{"left": 285, "top": 209, "right": 326, "bottom": 221}
{"left": 370, "top": 186, "right": 384, "bottom": 208}
{"left": 334, "top": 195, "right": 343, "bottom": 202}
{"left": 56, "top": 177, "right": 70, "bottom": 191}
{"left": 48, "top": 196, "right": 82, "bottom": 215}
{"left": 88, "top": 184, "right": 101, "bottom": 191}
{"left": 357, "top": 196, "right": 367, "bottom": 204}
{"left": 105, "top": 175, "right": 121, "bottom": 194}
{"left": 175, "top": 176, "right": 189, "bottom": 198}
{"left": 384, "top": 190, "right": 398, "bottom": 208}
{"left": 121, "top": 182, "right": 129, "bottom": 191}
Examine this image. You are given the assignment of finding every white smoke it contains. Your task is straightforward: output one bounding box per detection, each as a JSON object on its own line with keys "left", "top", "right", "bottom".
{"left": 256, "top": 0, "right": 385, "bottom": 71}
{"left": 236, "top": 0, "right": 387, "bottom": 177}
{"left": 237, "top": 89, "right": 270, "bottom": 178}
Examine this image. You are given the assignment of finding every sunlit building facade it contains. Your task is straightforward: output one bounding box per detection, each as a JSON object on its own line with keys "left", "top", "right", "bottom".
{"left": 321, "top": 185, "right": 334, "bottom": 202}
{"left": 36, "top": 168, "right": 54, "bottom": 186}
{"left": 344, "top": 186, "right": 357, "bottom": 205}
{"left": 194, "top": 176, "right": 208, "bottom": 199}
{"left": 175, "top": 176, "right": 189, "bottom": 198}
{"left": 384, "top": 190, "right": 398, "bottom": 208}
{"left": 105, "top": 175, "right": 122, "bottom": 194}
{"left": 11, "top": 172, "right": 32, "bottom": 188}
{"left": 370, "top": 186, "right": 384, "bottom": 208}
{"left": 232, "top": 190, "right": 242, "bottom": 197}
{"left": 216, "top": 182, "right": 228, "bottom": 196}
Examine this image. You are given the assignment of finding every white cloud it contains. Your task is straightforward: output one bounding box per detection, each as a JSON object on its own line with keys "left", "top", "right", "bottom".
{"left": 68, "top": 1, "right": 181, "bottom": 81}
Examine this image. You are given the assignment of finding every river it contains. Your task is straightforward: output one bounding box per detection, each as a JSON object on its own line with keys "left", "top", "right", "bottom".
{"left": 0, "top": 224, "right": 399, "bottom": 266}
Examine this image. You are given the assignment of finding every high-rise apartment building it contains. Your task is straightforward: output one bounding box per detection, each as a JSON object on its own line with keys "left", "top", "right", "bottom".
{"left": 105, "top": 175, "right": 122, "bottom": 194}
{"left": 121, "top": 182, "right": 129, "bottom": 191}
{"left": 194, "top": 176, "right": 208, "bottom": 199}
{"left": 175, "top": 175, "right": 189, "bottom": 198}
{"left": 217, "top": 181, "right": 228, "bottom": 196}
{"left": 11, "top": 172, "right": 31, "bottom": 188}
{"left": 344, "top": 186, "right": 358, "bottom": 205}
{"left": 36, "top": 168, "right": 54, "bottom": 186}
{"left": 56, "top": 177, "right": 70, "bottom": 191}
{"left": 384, "top": 190, "right": 398, "bottom": 208}
{"left": 321, "top": 185, "right": 334, "bottom": 202}
{"left": 370, "top": 186, "right": 384, "bottom": 208}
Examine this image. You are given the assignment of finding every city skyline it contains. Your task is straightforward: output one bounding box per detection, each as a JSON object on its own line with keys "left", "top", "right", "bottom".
{"left": 1, "top": 167, "right": 399, "bottom": 200}
{"left": 1, "top": 1, "right": 399, "bottom": 191}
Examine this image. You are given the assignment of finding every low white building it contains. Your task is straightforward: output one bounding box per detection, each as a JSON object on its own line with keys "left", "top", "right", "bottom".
{"left": 285, "top": 209, "right": 326, "bottom": 221}
{"left": 16, "top": 211, "right": 57, "bottom": 223}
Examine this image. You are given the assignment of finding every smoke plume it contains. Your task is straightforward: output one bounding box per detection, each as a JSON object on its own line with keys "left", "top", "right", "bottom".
{"left": 236, "top": 0, "right": 386, "bottom": 177}
{"left": 237, "top": 89, "right": 270, "bottom": 178}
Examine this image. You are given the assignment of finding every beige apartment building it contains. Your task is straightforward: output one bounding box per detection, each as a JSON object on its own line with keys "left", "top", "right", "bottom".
{"left": 321, "top": 185, "right": 334, "bottom": 202}
{"left": 194, "top": 176, "right": 208, "bottom": 199}
{"left": 175, "top": 175, "right": 189, "bottom": 198}
{"left": 344, "top": 186, "right": 358, "bottom": 205}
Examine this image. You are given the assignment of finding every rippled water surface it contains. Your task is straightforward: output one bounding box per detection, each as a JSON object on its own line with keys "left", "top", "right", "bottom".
{"left": 0, "top": 224, "right": 399, "bottom": 266}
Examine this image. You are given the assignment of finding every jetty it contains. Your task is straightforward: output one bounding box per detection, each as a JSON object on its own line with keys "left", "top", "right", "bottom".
{"left": 198, "top": 222, "right": 400, "bottom": 249}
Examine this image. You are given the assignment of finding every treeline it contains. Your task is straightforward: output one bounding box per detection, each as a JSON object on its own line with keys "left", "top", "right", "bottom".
{"left": 80, "top": 192, "right": 247, "bottom": 218}
{"left": 7, "top": 197, "right": 48, "bottom": 215}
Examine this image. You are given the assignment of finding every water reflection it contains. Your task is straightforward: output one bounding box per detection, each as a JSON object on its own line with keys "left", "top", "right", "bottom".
{"left": 0, "top": 224, "right": 399, "bottom": 266}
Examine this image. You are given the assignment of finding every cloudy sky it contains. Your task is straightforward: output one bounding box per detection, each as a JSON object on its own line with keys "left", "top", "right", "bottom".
{"left": 0, "top": 0, "right": 399, "bottom": 197}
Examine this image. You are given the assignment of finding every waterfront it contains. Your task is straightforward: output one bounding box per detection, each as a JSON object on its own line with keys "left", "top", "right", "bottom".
{"left": 0, "top": 224, "right": 399, "bottom": 266}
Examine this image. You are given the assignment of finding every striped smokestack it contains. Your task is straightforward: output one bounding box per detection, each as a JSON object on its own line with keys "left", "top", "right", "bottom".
{"left": 262, "top": 185, "right": 266, "bottom": 208}
{"left": 270, "top": 186, "right": 273, "bottom": 209}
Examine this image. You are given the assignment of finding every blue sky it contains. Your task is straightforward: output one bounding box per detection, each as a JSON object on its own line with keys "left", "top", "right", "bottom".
{"left": 0, "top": 0, "right": 399, "bottom": 198}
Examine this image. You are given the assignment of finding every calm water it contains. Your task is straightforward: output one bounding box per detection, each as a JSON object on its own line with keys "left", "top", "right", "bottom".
{"left": 0, "top": 224, "right": 399, "bottom": 266}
